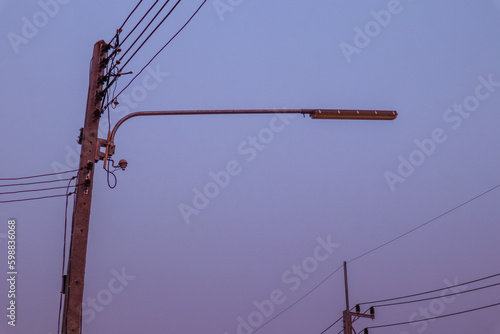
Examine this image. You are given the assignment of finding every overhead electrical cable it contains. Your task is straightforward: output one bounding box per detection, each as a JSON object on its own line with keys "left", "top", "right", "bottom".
{"left": 250, "top": 264, "right": 344, "bottom": 334}
{"left": 0, "top": 194, "right": 70, "bottom": 204}
{"left": 319, "top": 316, "right": 343, "bottom": 334}
{"left": 362, "top": 302, "right": 500, "bottom": 331}
{"left": 119, "top": 0, "right": 161, "bottom": 46}
{"left": 0, "top": 169, "right": 79, "bottom": 181}
{"left": 348, "top": 183, "right": 500, "bottom": 264}
{"left": 368, "top": 281, "right": 500, "bottom": 309}
{"left": 117, "top": 0, "right": 172, "bottom": 63}
{"left": 103, "top": 0, "right": 180, "bottom": 99}
{"left": 0, "top": 185, "right": 79, "bottom": 196}
{"left": 109, "top": 0, "right": 145, "bottom": 45}
{"left": 357, "top": 272, "right": 500, "bottom": 306}
{"left": 0, "top": 178, "right": 75, "bottom": 188}
{"left": 57, "top": 176, "right": 76, "bottom": 334}
{"left": 110, "top": 0, "right": 208, "bottom": 105}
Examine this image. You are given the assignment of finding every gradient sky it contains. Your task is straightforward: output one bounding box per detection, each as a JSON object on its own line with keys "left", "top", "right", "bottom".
{"left": 1, "top": 1, "right": 500, "bottom": 333}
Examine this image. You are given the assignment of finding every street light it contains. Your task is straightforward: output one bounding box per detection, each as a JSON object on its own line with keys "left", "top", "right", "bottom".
{"left": 103, "top": 108, "right": 398, "bottom": 166}
{"left": 309, "top": 109, "right": 397, "bottom": 120}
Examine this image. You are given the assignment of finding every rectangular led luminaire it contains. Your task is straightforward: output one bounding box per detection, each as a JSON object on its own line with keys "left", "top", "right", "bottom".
{"left": 309, "top": 109, "right": 398, "bottom": 120}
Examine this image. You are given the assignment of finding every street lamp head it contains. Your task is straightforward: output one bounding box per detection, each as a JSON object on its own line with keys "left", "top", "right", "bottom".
{"left": 309, "top": 109, "right": 397, "bottom": 120}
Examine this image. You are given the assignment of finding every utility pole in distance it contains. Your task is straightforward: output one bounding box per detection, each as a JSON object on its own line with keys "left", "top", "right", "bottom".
{"left": 61, "top": 40, "right": 108, "bottom": 334}
{"left": 342, "top": 261, "right": 375, "bottom": 334}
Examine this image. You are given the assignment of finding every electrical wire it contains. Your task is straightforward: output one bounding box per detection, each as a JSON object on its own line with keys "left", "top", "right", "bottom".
{"left": 0, "top": 194, "right": 70, "bottom": 204}
{"left": 119, "top": 0, "right": 161, "bottom": 47}
{"left": 0, "top": 169, "right": 79, "bottom": 181}
{"left": 362, "top": 301, "right": 500, "bottom": 331}
{"left": 348, "top": 183, "right": 500, "bottom": 264}
{"left": 249, "top": 264, "right": 344, "bottom": 334}
{"left": 0, "top": 185, "right": 78, "bottom": 196}
{"left": 368, "top": 281, "right": 500, "bottom": 309}
{"left": 0, "top": 178, "right": 75, "bottom": 188}
{"left": 109, "top": 0, "right": 145, "bottom": 45}
{"left": 320, "top": 316, "right": 343, "bottom": 334}
{"left": 357, "top": 272, "right": 500, "bottom": 306}
{"left": 108, "top": 0, "right": 208, "bottom": 107}
{"left": 57, "top": 176, "right": 76, "bottom": 334}
{"left": 102, "top": 0, "right": 182, "bottom": 105}
{"left": 117, "top": 0, "right": 174, "bottom": 65}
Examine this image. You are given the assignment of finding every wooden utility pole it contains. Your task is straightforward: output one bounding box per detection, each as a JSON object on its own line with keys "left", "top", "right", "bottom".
{"left": 342, "top": 261, "right": 375, "bottom": 334}
{"left": 343, "top": 261, "right": 353, "bottom": 334}
{"left": 61, "top": 40, "right": 108, "bottom": 334}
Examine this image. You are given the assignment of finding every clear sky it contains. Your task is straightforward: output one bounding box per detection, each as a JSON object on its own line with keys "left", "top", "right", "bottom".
{"left": 1, "top": 1, "right": 500, "bottom": 333}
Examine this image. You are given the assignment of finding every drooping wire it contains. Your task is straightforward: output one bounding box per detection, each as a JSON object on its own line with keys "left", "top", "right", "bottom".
{"left": 362, "top": 301, "right": 500, "bottom": 331}
{"left": 357, "top": 272, "right": 500, "bottom": 306}
{"left": 249, "top": 264, "right": 344, "bottom": 334}
{"left": 117, "top": 0, "right": 174, "bottom": 65}
{"left": 103, "top": 0, "right": 176, "bottom": 95}
{"left": 0, "top": 178, "right": 75, "bottom": 188}
{"left": 120, "top": 0, "right": 162, "bottom": 47}
{"left": 104, "top": 158, "right": 120, "bottom": 189}
{"left": 109, "top": 0, "right": 145, "bottom": 46}
{"left": 348, "top": 183, "right": 500, "bottom": 264}
{"left": 106, "top": 0, "right": 208, "bottom": 109}
{"left": 319, "top": 315, "right": 343, "bottom": 334}
{"left": 0, "top": 194, "right": 70, "bottom": 204}
{"left": 57, "top": 176, "right": 77, "bottom": 334}
{"left": 0, "top": 169, "right": 79, "bottom": 181}
{"left": 0, "top": 185, "right": 78, "bottom": 196}
{"left": 366, "top": 281, "right": 500, "bottom": 309}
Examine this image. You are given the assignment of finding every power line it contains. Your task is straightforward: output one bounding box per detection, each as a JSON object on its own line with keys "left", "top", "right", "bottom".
{"left": 255, "top": 183, "right": 500, "bottom": 334}
{"left": 119, "top": 0, "right": 161, "bottom": 47}
{"left": 357, "top": 272, "right": 500, "bottom": 306}
{"left": 109, "top": 0, "right": 145, "bottom": 45}
{"left": 57, "top": 176, "right": 76, "bottom": 334}
{"left": 320, "top": 316, "right": 343, "bottom": 334}
{"left": 0, "top": 185, "right": 79, "bottom": 196}
{"left": 250, "top": 264, "right": 343, "bottom": 334}
{"left": 363, "top": 301, "right": 500, "bottom": 331}
{"left": 103, "top": 0, "right": 181, "bottom": 101}
{"left": 117, "top": 0, "right": 174, "bottom": 65}
{"left": 0, "top": 194, "right": 71, "bottom": 204}
{"left": 0, "top": 169, "right": 79, "bottom": 181}
{"left": 109, "top": 0, "right": 208, "bottom": 106}
{"left": 0, "top": 177, "right": 74, "bottom": 188}
{"left": 348, "top": 183, "right": 500, "bottom": 264}
{"left": 369, "top": 281, "right": 500, "bottom": 309}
